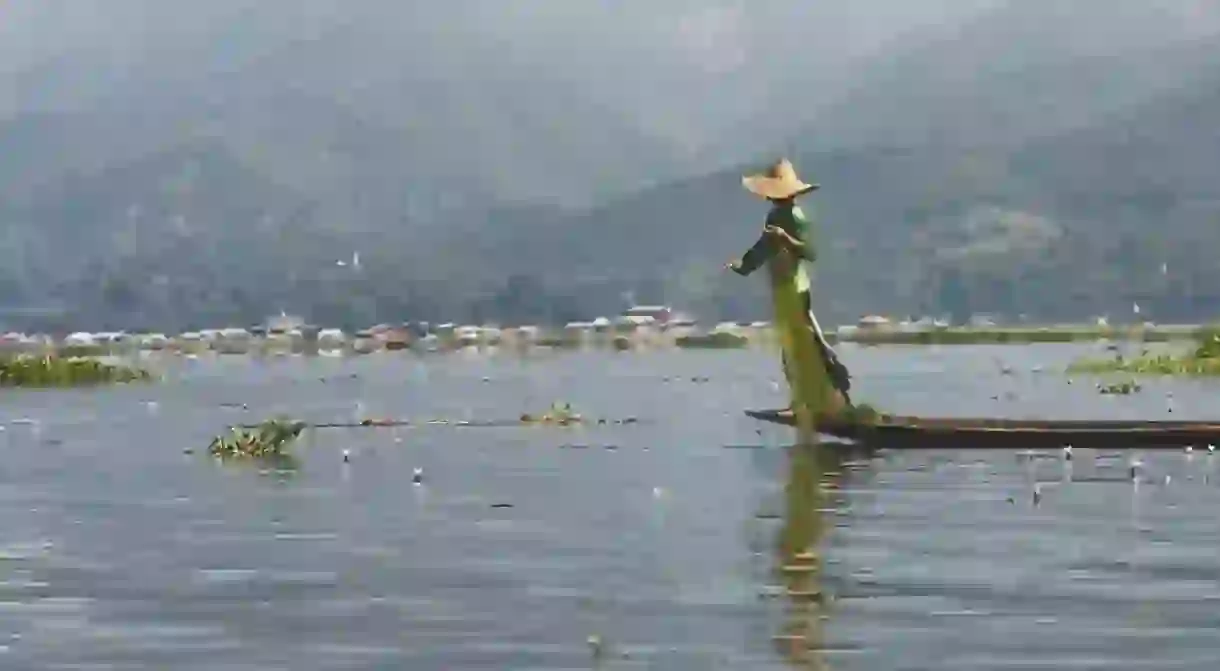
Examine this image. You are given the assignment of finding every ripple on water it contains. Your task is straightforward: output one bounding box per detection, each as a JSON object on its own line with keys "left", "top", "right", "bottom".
{"left": 1, "top": 348, "right": 1220, "bottom": 669}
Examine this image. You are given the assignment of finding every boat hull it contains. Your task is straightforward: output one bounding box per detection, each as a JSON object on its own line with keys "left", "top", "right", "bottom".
{"left": 745, "top": 409, "right": 1220, "bottom": 450}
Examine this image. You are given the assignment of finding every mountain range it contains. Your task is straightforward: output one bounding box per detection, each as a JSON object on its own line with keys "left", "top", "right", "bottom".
{"left": 1, "top": 0, "right": 1218, "bottom": 330}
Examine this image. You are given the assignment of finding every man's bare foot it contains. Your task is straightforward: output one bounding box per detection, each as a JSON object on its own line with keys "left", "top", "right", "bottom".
{"left": 776, "top": 395, "right": 848, "bottom": 421}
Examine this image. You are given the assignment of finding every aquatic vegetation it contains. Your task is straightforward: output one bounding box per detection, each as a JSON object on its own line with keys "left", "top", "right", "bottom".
{"left": 0, "top": 354, "right": 152, "bottom": 388}
{"left": 1098, "top": 380, "right": 1142, "bottom": 395}
{"left": 57, "top": 344, "right": 112, "bottom": 358}
{"left": 1067, "top": 353, "right": 1220, "bottom": 376}
{"left": 209, "top": 418, "right": 307, "bottom": 460}
{"left": 520, "top": 402, "right": 583, "bottom": 426}
{"left": 358, "top": 417, "right": 400, "bottom": 427}
{"left": 833, "top": 402, "right": 882, "bottom": 426}
{"left": 675, "top": 332, "right": 749, "bottom": 349}
{"left": 839, "top": 326, "right": 1203, "bottom": 346}
{"left": 1067, "top": 328, "right": 1220, "bottom": 376}
{"left": 532, "top": 336, "right": 580, "bottom": 349}
{"left": 1193, "top": 328, "right": 1220, "bottom": 358}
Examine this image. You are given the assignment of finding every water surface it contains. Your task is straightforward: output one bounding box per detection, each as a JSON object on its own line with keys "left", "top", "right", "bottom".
{"left": 0, "top": 343, "right": 1217, "bottom": 670}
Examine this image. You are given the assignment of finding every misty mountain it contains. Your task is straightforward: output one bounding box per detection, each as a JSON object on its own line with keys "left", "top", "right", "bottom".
{"left": 0, "top": 24, "right": 684, "bottom": 214}
{"left": 507, "top": 57, "right": 1220, "bottom": 324}
{"left": 811, "top": 1, "right": 1220, "bottom": 149}
{"left": 0, "top": 1, "right": 1003, "bottom": 209}
{"left": 2, "top": 1, "right": 1219, "bottom": 329}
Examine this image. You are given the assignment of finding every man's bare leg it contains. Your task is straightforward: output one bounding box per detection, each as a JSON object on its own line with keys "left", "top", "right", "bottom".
{"left": 801, "top": 294, "right": 853, "bottom": 407}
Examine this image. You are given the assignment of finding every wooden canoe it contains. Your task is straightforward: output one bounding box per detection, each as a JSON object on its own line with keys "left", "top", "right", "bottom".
{"left": 745, "top": 409, "right": 1220, "bottom": 450}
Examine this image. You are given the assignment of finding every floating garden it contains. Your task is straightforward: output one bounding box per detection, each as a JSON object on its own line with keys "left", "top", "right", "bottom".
{"left": 1067, "top": 328, "right": 1220, "bottom": 377}
{"left": 0, "top": 354, "right": 152, "bottom": 388}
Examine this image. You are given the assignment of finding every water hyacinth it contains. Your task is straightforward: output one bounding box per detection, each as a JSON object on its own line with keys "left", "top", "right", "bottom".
{"left": 1067, "top": 327, "right": 1220, "bottom": 377}
{"left": 675, "top": 332, "right": 749, "bottom": 349}
{"left": 56, "top": 344, "right": 111, "bottom": 358}
{"left": 208, "top": 418, "right": 308, "bottom": 459}
{"left": 1098, "top": 380, "right": 1142, "bottom": 395}
{"left": 841, "top": 327, "right": 1160, "bottom": 346}
{"left": 520, "top": 402, "right": 583, "bottom": 426}
{"left": 0, "top": 354, "right": 152, "bottom": 388}
{"left": 836, "top": 402, "right": 883, "bottom": 426}
{"left": 1193, "top": 330, "right": 1220, "bottom": 359}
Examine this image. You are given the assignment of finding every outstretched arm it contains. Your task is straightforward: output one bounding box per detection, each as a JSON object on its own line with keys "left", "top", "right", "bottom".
{"left": 727, "top": 233, "right": 774, "bottom": 276}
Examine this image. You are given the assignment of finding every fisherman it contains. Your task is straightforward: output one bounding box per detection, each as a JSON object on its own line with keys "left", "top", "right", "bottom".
{"left": 726, "top": 158, "right": 853, "bottom": 418}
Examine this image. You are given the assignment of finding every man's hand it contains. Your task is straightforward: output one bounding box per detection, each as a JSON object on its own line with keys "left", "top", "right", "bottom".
{"left": 724, "top": 259, "right": 743, "bottom": 272}
{"left": 765, "top": 225, "right": 792, "bottom": 243}
{"left": 765, "top": 225, "right": 801, "bottom": 253}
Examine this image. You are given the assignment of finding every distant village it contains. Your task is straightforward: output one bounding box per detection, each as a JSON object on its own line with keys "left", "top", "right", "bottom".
{"left": 1, "top": 305, "right": 721, "bottom": 354}
{"left": 0, "top": 305, "right": 1179, "bottom": 355}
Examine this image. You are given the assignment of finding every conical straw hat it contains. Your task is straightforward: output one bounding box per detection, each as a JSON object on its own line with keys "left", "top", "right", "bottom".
{"left": 742, "top": 158, "right": 819, "bottom": 200}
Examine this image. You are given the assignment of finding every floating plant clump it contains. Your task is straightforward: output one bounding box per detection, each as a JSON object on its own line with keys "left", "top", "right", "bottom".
{"left": 675, "top": 332, "right": 749, "bottom": 349}
{"left": 1067, "top": 327, "right": 1220, "bottom": 377}
{"left": 0, "top": 354, "right": 152, "bottom": 388}
{"left": 1193, "top": 330, "right": 1220, "bottom": 359}
{"left": 835, "top": 403, "right": 882, "bottom": 425}
{"left": 1098, "top": 380, "right": 1141, "bottom": 395}
{"left": 209, "top": 418, "right": 307, "bottom": 459}
{"left": 520, "top": 402, "right": 583, "bottom": 426}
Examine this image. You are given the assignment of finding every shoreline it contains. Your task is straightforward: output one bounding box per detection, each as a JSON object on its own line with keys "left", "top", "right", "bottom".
{"left": 828, "top": 325, "right": 1204, "bottom": 346}
{"left": 1, "top": 324, "right": 1209, "bottom": 358}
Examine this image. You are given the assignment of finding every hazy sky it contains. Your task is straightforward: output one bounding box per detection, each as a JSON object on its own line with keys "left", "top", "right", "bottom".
{"left": 0, "top": 0, "right": 1005, "bottom": 153}
{"left": 4, "top": 0, "right": 1213, "bottom": 204}
{"left": 0, "top": 1, "right": 1002, "bottom": 74}
{"left": 4, "top": 1, "right": 1214, "bottom": 93}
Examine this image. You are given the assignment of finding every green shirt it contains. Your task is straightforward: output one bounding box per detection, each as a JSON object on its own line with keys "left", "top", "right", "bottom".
{"left": 732, "top": 204, "right": 816, "bottom": 293}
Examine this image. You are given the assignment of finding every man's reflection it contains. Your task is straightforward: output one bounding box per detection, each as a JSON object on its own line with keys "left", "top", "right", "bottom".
{"left": 771, "top": 442, "right": 851, "bottom": 669}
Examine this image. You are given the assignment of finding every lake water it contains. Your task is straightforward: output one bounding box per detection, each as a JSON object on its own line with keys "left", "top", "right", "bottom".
{"left": 2, "top": 343, "right": 1219, "bottom": 670}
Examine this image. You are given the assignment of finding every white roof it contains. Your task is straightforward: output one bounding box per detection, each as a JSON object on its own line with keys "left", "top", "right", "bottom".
{"left": 624, "top": 305, "right": 671, "bottom": 313}
{"left": 711, "top": 322, "right": 743, "bottom": 333}
{"left": 617, "top": 315, "right": 656, "bottom": 325}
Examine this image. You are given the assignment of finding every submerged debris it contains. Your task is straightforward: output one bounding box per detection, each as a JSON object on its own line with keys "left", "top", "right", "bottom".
{"left": 208, "top": 418, "right": 307, "bottom": 460}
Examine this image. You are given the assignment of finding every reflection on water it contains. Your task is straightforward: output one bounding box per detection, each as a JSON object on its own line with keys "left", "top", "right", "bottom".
{"left": 0, "top": 346, "right": 1219, "bottom": 668}
{"left": 771, "top": 442, "right": 854, "bottom": 670}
